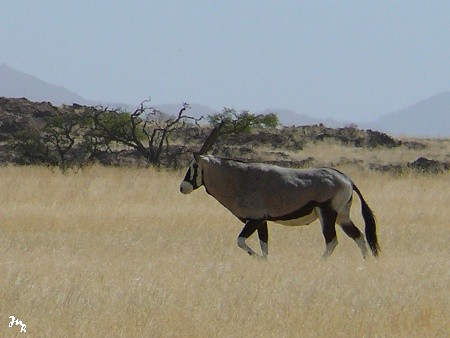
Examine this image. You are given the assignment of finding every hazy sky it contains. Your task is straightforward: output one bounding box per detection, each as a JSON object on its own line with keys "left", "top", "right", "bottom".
{"left": 1, "top": 1, "right": 449, "bottom": 122}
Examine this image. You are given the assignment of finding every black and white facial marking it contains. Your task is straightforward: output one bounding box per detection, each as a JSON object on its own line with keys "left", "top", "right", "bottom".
{"left": 180, "top": 161, "right": 203, "bottom": 194}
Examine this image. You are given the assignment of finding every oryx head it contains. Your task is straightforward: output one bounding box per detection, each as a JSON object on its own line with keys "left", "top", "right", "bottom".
{"left": 180, "top": 154, "right": 204, "bottom": 194}
{"left": 180, "top": 124, "right": 223, "bottom": 194}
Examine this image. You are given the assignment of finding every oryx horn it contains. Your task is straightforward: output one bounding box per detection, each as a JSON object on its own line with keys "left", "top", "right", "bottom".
{"left": 197, "top": 123, "right": 224, "bottom": 155}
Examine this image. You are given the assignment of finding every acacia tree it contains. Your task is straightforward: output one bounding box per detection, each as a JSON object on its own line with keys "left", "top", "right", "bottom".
{"left": 90, "top": 100, "right": 202, "bottom": 166}
{"left": 13, "top": 127, "right": 49, "bottom": 165}
{"left": 187, "top": 108, "right": 279, "bottom": 162}
{"left": 41, "top": 111, "right": 83, "bottom": 170}
{"left": 208, "top": 108, "right": 278, "bottom": 134}
{"left": 205, "top": 108, "right": 279, "bottom": 150}
{"left": 16, "top": 107, "right": 94, "bottom": 171}
{"left": 12, "top": 103, "right": 279, "bottom": 169}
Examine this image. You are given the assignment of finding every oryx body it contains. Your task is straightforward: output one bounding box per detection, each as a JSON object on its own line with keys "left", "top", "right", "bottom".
{"left": 180, "top": 155, "right": 379, "bottom": 258}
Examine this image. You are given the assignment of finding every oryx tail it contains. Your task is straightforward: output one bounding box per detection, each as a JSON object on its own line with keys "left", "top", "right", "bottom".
{"left": 353, "top": 184, "right": 380, "bottom": 256}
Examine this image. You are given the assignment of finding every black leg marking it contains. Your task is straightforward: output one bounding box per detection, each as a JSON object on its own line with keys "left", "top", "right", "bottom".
{"left": 320, "top": 206, "right": 338, "bottom": 243}
{"left": 257, "top": 221, "right": 269, "bottom": 257}
{"left": 237, "top": 220, "right": 261, "bottom": 256}
{"left": 238, "top": 220, "right": 259, "bottom": 239}
{"left": 257, "top": 221, "right": 268, "bottom": 243}
{"left": 341, "top": 222, "right": 363, "bottom": 239}
{"left": 340, "top": 222, "right": 368, "bottom": 259}
{"left": 319, "top": 204, "right": 338, "bottom": 258}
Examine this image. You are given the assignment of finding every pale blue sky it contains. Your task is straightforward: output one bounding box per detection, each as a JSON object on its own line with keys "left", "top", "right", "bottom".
{"left": 1, "top": 1, "right": 449, "bottom": 122}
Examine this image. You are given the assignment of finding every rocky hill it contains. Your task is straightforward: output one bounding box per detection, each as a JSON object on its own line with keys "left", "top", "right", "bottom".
{"left": 0, "top": 97, "right": 448, "bottom": 174}
{"left": 370, "top": 92, "right": 450, "bottom": 137}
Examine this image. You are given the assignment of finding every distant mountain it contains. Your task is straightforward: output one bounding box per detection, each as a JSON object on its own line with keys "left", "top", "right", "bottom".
{"left": 370, "top": 92, "right": 450, "bottom": 137}
{"left": 0, "top": 63, "right": 133, "bottom": 110}
{"left": 260, "top": 108, "right": 347, "bottom": 128}
{"left": 0, "top": 64, "right": 349, "bottom": 127}
{"left": 2, "top": 64, "right": 448, "bottom": 136}
{"left": 0, "top": 64, "right": 92, "bottom": 106}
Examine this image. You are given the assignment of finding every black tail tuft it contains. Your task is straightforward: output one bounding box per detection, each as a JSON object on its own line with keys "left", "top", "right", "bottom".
{"left": 353, "top": 184, "right": 380, "bottom": 257}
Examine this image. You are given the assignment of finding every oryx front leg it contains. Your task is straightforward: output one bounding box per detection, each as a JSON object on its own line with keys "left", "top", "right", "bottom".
{"left": 257, "top": 221, "right": 269, "bottom": 258}
{"left": 237, "top": 220, "right": 263, "bottom": 257}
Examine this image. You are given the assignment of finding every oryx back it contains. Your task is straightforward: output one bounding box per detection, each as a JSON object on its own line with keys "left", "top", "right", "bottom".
{"left": 201, "top": 156, "right": 353, "bottom": 223}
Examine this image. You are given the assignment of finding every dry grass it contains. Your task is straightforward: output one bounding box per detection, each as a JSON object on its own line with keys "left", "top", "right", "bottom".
{"left": 0, "top": 164, "right": 449, "bottom": 337}
{"left": 288, "top": 138, "right": 450, "bottom": 168}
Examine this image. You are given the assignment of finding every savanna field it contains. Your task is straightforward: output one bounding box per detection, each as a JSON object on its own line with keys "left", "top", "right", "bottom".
{"left": 1, "top": 141, "right": 449, "bottom": 337}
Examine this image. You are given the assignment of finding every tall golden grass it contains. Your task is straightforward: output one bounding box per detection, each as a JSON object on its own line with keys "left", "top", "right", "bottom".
{"left": 289, "top": 138, "right": 450, "bottom": 168}
{"left": 1, "top": 164, "right": 448, "bottom": 337}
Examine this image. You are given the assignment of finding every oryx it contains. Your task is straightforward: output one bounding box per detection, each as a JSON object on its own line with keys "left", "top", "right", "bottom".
{"left": 180, "top": 127, "right": 380, "bottom": 259}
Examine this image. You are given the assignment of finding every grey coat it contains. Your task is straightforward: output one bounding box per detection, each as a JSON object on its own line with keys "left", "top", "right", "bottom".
{"left": 199, "top": 156, "right": 353, "bottom": 222}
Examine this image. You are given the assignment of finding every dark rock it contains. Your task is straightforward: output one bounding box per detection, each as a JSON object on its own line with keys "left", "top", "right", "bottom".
{"left": 408, "top": 157, "right": 449, "bottom": 173}
{"left": 365, "top": 129, "right": 401, "bottom": 148}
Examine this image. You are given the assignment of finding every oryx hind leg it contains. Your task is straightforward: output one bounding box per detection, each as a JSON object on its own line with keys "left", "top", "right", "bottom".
{"left": 237, "top": 220, "right": 260, "bottom": 256}
{"left": 337, "top": 198, "right": 368, "bottom": 258}
{"left": 318, "top": 204, "right": 338, "bottom": 258}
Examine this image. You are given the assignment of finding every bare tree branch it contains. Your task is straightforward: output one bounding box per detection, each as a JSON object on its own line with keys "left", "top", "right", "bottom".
{"left": 90, "top": 101, "right": 203, "bottom": 166}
